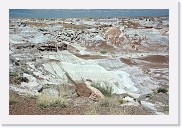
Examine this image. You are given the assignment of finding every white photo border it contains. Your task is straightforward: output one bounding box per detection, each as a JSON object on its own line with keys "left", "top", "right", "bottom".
{"left": 0, "top": 0, "right": 179, "bottom": 125}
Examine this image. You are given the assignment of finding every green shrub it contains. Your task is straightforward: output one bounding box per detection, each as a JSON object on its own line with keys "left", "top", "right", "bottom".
{"left": 37, "top": 93, "right": 66, "bottom": 108}
{"left": 163, "top": 105, "right": 169, "bottom": 111}
{"left": 91, "top": 83, "right": 113, "bottom": 97}
{"left": 157, "top": 87, "right": 168, "bottom": 93}
{"left": 9, "top": 90, "right": 18, "bottom": 105}
{"left": 100, "top": 51, "right": 107, "bottom": 54}
{"left": 75, "top": 49, "right": 80, "bottom": 52}
{"left": 118, "top": 99, "right": 124, "bottom": 104}
{"left": 146, "top": 93, "right": 152, "bottom": 98}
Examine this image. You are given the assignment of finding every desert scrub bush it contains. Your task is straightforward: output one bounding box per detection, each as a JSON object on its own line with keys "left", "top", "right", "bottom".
{"left": 118, "top": 98, "right": 124, "bottom": 104}
{"left": 157, "top": 87, "right": 168, "bottom": 93}
{"left": 37, "top": 93, "right": 66, "bottom": 108}
{"left": 84, "top": 99, "right": 122, "bottom": 115}
{"left": 163, "top": 105, "right": 169, "bottom": 112}
{"left": 146, "top": 93, "right": 152, "bottom": 98}
{"left": 9, "top": 90, "right": 18, "bottom": 105}
{"left": 100, "top": 51, "right": 107, "bottom": 54}
{"left": 75, "top": 49, "right": 80, "bottom": 52}
{"left": 98, "top": 98, "right": 118, "bottom": 107}
{"left": 91, "top": 83, "right": 113, "bottom": 97}
{"left": 98, "top": 98, "right": 111, "bottom": 107}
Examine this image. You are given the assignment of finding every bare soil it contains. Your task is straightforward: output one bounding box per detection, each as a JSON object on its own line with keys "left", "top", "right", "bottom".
{"left": 138, "top": 55, "right": 169, "bottom": 63}
{"left": 75, "top": 53, "right": 107, "bottom": 60}
{"left": 120, "top": 58, "right": 137, "bottom": 66}
{"left": 9, "top": 94, "right": 88, "bottom": 115}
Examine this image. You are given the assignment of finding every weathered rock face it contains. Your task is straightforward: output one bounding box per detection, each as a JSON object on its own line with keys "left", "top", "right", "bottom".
{"left": 10, "top": 73, "right": 43, "bottom": 95}
{"left": 37, "top": 43, "right": 67, "bottom": 52}
{"left": 105, "top": 27, "right": 122, "bottom": 45}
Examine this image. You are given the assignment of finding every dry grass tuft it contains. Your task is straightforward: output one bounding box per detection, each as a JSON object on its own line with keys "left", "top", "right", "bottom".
{"left": 37, "top": 93, "right": 66, "bottom": 108}
{"left": 98, "top": 98, "right": 118, "bottom": 107}
{"left": 83, "top": 97, "right": 123, "bottom": 115}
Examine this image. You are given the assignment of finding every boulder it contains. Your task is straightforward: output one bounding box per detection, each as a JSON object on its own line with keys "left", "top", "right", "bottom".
{"left": 75, "top": 82, "right": 104, "bottom": 101}
{"left": 75, "top": 83, "right": 92, "bottom": 97}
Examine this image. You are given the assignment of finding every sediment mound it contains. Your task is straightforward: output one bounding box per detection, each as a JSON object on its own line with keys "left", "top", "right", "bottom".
{"left": 138, "top": 55, "right": 169, "bottom": 63}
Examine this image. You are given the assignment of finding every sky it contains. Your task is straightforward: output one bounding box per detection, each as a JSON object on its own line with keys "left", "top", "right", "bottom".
{"left": 9, "top": 9, "right": 169, "bottom": 18}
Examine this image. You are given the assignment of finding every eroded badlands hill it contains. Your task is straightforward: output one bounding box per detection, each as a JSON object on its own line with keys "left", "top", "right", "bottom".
{"left": 9, "top": 17, "right": 169, "bottom": 115}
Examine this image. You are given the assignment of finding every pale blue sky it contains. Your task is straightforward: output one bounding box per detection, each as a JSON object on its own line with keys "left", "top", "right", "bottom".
{"left": 9, "top": 9, "right": 169, "bottom": 18}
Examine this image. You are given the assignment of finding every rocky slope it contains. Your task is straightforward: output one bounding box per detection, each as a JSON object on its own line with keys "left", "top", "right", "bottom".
{"left": 9, "top": 17, "right": 169, "bottom": 115}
